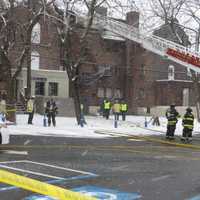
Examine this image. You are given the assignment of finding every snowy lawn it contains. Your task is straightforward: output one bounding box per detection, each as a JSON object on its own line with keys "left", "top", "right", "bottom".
{"left": 1, "top": 114, "right": 200, "bottom": 144}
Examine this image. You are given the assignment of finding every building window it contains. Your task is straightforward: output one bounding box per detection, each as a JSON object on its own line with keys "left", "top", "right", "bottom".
{"left": 139, "top": 88, "right": 145, "bottom": 99}
{"left": 106, "top": 88, "right": 112, "bottom": 98}
{"left": 31, "top": 51, "right": 40, "bottom": 70}
{"left": 98, "top": 64, "right": 112, "bottom": 77}
{"left": 140, "top": 64, "right": 145, "bottom": 77}
{"left": 114, "top": 88, "right": 121, "bottom": 98}
{"left": 31, "top": 23, "right": 41, "bottom": 44}
{"left": 187, "top": 68, "right": 192, "bottom": 77}
{"left": 35, "top": 82, "right": 45, "bottom": 96}
{"left": 168, "top": 65, "right": 174, "bottom": 80}
{"left": 48, "top": 82, "right": 58, "bottom": 96}
{"left": 97, "top": 87, "right": 104, "bottom": 98}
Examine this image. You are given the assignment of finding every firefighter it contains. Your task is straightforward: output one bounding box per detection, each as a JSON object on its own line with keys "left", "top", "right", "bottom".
{"left": 120, "top": 100, "right": 128, "bottom": 121}
{"left": 104, "top": 99, "right": 111, "bottom": 119}
{"left": 112, "top": 99, "right": 120, "bottom": 121}
{"left": 27, "top": 96, "right": 35, "bottom": 124}
{"left": 181, "top": 107, "right": 194, "bottom": 142}
{"left": 165, "top": 104, "right": 180, "bottom": 140}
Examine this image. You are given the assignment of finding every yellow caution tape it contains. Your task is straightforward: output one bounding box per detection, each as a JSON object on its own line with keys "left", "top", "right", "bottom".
{"left": 0, "top": 169, "right": 97, "bottom": 200}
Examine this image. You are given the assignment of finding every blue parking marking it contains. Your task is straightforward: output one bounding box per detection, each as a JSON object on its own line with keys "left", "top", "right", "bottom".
{"left": 24, "top": 185, "right": 142, "bottom": 200}
{"left": 188, "top": 195, "right": 200, "bottom": 200}
{"left": 73, "top": 186, "right": 142, "bottom": 199}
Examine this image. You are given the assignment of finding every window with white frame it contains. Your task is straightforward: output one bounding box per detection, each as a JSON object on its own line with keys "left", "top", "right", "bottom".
{"left": 187, "top": 68, "right": 192, "bottom": 77}
{"left": 31, "top": 23, "right": 41, "bottom": 44}
{"left": 168, "top": 65, "right": 174, "bottom": 80}
{"left": 48, "top": 82, "right": 58, "bottom": 96}
{"left": 31, "top": 51, "right": 40, "bottom": 70}
{"left": 35, "top": 82, "right": 45, "bottom": 96}
{"left": 106, "top": 88, "right": 112, "bottom": 98}
{"left": 97, "top": 88, "right": 104, "bottom": 98}
{"left": 114, "top": 88, "right": 121, "bottom": 98}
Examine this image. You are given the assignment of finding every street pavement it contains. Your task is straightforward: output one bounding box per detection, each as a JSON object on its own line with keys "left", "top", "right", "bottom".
{"left": 0, "top": 134, "right": 200, "bottom": 199}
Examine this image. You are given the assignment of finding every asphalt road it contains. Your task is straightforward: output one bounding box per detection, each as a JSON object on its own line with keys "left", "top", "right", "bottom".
{"left": 0, "top": 135, "right": 200, "bottom": 200}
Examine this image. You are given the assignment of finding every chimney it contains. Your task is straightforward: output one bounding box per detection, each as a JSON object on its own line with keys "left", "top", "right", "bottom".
{"left": 126, "top": 11, "right": 139, "bottom": 28}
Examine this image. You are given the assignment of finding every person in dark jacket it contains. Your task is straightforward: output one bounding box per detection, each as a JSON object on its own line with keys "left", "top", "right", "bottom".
{"left": 181, "top": 107, "right": 194, "bottom": 142}
{"left": 165, "top": 104, "right": 180, "bottom": 140}
{"left": 45, "top": 99, "right": 58, "bottom": 127}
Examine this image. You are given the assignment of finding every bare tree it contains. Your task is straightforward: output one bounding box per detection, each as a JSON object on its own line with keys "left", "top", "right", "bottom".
{"left": 0, "top": 0, "right": 54, "bottom": 120}
{"left": 51, "top": 0, "right": 112, "bottom": 124}
{"left": 142, "top": 0, "right": 200, "bottom": 121}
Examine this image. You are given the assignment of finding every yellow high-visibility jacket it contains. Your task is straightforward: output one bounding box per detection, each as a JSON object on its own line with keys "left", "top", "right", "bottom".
{"left": 27, "top": 100, "right": 34, "bottom": 113}
{"left": 104, "top": 102, "right": 111, "bottom": 110}
{"left": 113, "top": 103, "right": 121, "bottom": 113}
{"left": 120, "top": 103, "right": 128, "bottom": 112}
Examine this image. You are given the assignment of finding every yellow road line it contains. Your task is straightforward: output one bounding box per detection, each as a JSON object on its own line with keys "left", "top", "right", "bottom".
{"left": 95, "top": 129, "right": 200, "bottom": 150}
{"left": 0, "top": 169, "right": 96, "bottom": 200}
{"left": 87, "top": 147, "right": 200, "bottom": 161}
{"left": 129, "top": 136, "right": 200, "bottom": 150}
{"left": 0, "top": 144, "right": 189, "bottom": 150}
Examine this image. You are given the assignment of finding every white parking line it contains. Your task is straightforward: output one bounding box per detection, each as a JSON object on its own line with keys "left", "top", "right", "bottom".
{"left": 24, "top": 160, "right": 96, "bottom": 176}
{"left": 0, "top": 160, "right": 27, "bottom": 164}
{"left": 1, "top": 151, "right": 28, "bottom": 155}
{"left": 0, "top": 160, "right": 97, "bottom": 178}
{"left": 0, "top": 164, "right": 66, "bottom": 180}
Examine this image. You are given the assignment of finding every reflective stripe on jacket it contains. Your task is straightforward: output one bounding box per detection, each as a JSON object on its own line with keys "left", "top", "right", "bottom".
{"left": 166, "top": 108, "right": 179, "bottom": 126}
{"left": 121, "top": 104, "right": 128, "bottom": 112}
{"left": 27, "top": 100, "right": 34, "bottom": 113}
{"left": 182, "top": 113, "right": 194, "bottom": 130}
{"left": 104, "top": 102, "right": 111, "bottom": 110}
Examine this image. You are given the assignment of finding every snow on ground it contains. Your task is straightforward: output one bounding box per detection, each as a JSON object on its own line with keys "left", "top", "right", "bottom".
{"left": 1, "top": 114, "right": 200, "bottom": 144}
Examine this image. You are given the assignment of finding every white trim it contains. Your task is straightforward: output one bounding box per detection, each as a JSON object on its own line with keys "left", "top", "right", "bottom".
{"left": 22, "top": 68, "right": 65, "bottom": 73}
{"left": 156, "top": 79, "right": 193, "bottom": 83}
{"left": 1, "top": 150, "right": 28, "bottom": 155}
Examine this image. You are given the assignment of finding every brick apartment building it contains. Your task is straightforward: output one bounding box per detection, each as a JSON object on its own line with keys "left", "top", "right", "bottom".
{"left": 0, "top": 1, "right": 72, "bottom": 115}
{"left": 126, "top": 19, "right": 195, "bottom": 113}
{"left": 0, "top": 1, "right": 197, "bottom": 115}
{"left": 79, "top": 10, "right": 197, "bottom": 114}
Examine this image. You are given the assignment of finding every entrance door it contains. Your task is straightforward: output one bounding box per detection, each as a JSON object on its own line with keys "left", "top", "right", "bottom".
{"left": 183, "top": 88, "right": 189, "bottom": 106}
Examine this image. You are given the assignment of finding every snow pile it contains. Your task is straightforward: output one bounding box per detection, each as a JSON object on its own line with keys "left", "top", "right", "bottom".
{"left": 1, "top": 114, "right": 199, "bottom": 143}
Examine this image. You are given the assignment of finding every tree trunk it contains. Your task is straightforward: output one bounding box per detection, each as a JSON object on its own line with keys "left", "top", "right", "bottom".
{"left": 71, "top": 80, "right": 81, "bottom": 124}
{"left": 6, "top": 78, "right": 16, "bottom": 123}
{"left": 27, "top": 49, "right": 32, "bottom": 98}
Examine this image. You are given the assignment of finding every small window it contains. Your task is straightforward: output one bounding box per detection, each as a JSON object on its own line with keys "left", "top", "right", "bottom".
{"left": 48, "top": 82, "right": 58, "bottom": 96}
{"left": 97, "top": 87, "right": 104, "bottom": 98}
{"left": 106, "top": 88, "right": 112, "bottom": 98}
{"left": 187, "top": 68, "right": 192, "bottom": 77}
{"left": 31, "top": 23, "right": 41, "bottom": 44}
{"left": 114, "top": 88, "right": 121, "bottom": 98}
{"left": 35, "top": 82, "right": 45, "bottom": 96}
{"left": 139, "top": 88, "right": 145, "bottom": 99}
{"left": 31, "top": 51, "right": 40, "bottom": 70}
{"left": 168, "top": 65, "right": 174, "bottom": 80}
{"left": 141, "top": 64, "right": 145, "bottom": 77}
